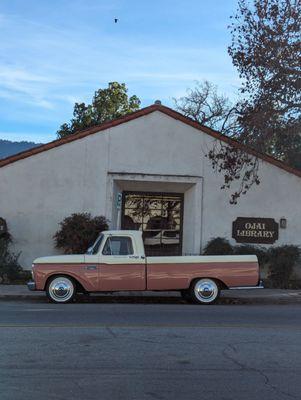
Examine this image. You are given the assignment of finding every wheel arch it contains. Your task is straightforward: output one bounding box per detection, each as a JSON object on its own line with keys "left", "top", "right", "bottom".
{"left": 44, "top": 273, "right": 87, "bottom": 293}
{"left": 189, "top": 277, "right": 228, "bottom": 290}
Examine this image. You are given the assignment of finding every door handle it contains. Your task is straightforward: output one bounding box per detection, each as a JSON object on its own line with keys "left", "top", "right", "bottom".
{"left": 86, "top": 265, "right": 97, "bottom": 271}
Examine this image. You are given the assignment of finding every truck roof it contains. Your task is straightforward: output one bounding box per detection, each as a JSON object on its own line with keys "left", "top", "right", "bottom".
{"left": 102, "top": 230, "right": 142, "bottom": 236}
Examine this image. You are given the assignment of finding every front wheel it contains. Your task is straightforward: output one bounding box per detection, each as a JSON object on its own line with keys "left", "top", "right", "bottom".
{"left": 190, "top": 278, "right": 220, "bottom": 305}
{"left": 46, "top": 276, "right": 76, "bottom": 303}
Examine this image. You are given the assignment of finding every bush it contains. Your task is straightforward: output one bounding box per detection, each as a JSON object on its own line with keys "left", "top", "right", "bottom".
{"left": 202, "top": 237, "right": 301, "bottom": 289}
{"left": 0, "top": 232, "right": 30, "bottom": 284}
{"left": 54, "top": 213, "right": 109, "bottom": 254}
{"left": 267, "top": 245, "right": 301, "bottom": 289}
{"left": 202, "top": 237, "right": 234, "bottom": 255}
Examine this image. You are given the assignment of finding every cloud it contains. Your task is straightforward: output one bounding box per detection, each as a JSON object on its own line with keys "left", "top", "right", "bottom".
{"left": 0, "top": 66, "right": 56, "bottom": 109}
{"left": 0, "top": 3, "right": 239, "bottom": 142}
{"left": 0, "top": 131, "right": 53, "bottom": 143}
{"left": 0, "top": 67, "right": 52, "bottom": 84}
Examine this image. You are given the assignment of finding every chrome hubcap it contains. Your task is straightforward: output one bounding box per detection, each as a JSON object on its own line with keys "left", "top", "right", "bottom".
{"left": 194, "top": 279, "right": 218, "bottom": 303}
{"left": 49, "top": 277, "right": 74, "bottom": 302}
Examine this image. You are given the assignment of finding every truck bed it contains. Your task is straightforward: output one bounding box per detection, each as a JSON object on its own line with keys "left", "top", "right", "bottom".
{"left": 146, "top": 255, "right": 259, "bottom": 290}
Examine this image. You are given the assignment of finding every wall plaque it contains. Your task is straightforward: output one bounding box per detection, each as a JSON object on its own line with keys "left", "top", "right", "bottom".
{"left": 232, "top": 217, "right": 279, "bottom": 244}
{"left": 0, "top": 218, "right": 7, "bottom": 235}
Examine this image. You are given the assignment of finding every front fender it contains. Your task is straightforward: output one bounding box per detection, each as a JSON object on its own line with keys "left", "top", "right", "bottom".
{"left": 34, "top": 264, "right": 98, "bottom": 292}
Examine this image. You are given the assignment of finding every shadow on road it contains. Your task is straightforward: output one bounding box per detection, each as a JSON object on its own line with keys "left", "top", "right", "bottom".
{"left": 1, "top": 294, "right": 272, "bottom": 306}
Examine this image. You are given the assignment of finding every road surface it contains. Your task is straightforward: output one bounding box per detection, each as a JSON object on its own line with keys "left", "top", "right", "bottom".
{"left": 0, "top": 300, "right": 300, "bottom": 400}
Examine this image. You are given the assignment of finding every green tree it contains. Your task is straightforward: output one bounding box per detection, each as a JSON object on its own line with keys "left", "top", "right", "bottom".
{"left": 57, "top": 82, "right": 141, "bottom": 138}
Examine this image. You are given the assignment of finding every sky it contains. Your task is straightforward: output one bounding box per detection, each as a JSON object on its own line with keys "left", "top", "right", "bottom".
{"left": 0, "top": 0, "right": 240, "bottom": 143}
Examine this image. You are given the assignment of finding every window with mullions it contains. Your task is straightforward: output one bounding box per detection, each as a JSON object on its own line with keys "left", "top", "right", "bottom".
{"left": 121, "top": 192, "right": 183, "bottom": 256}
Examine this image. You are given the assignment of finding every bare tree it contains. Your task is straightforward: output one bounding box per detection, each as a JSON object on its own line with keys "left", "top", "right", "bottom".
{"left": 230, "top": 0, "right": 301, "bottom": 162}
{"left": 175, "top": 81, "right": 239, "bottom": 136}
{"left": 175, "top": 81, "right": 260, "bottom": 204}
{"left": 177, "top": 0, "right": 301, "bottom": 204}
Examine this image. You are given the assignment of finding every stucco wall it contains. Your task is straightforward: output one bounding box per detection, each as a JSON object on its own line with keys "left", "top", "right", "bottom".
{"left": 0, "top": 110, "right": 300, "bottom": 269}
{"left": 0, "top": 133, "right": 110, "bottom": 266}
{"left": 201, "top": 137, "right": 301, "bottom": 248}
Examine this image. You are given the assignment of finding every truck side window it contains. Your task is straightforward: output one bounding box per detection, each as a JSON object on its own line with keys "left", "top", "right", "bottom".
{"left": 102, "top": 236, "right": 134, "bottom": 256}
{"left": 91, "top": 234, "right": 103, "bottom": 254}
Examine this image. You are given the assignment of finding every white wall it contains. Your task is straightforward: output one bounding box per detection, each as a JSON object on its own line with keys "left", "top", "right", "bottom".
{"left": 201, "top": 136, "right": 301, "bottom": 248}
{"left": 0, "top": 110, "right": 300, "bottom": 269}
{"left": 0, "top": 133, "right": 109, "bottom": 266}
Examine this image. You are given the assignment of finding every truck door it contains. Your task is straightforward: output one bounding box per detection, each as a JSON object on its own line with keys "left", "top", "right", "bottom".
{"left": 83, "top": 234, "right": 104, "bottom": 290}
{"left": 99, "top": 235, "right": 146, "bottom": 291}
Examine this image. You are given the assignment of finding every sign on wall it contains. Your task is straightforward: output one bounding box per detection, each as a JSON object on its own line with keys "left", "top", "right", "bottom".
{"left": 116, "top": 192, "right": 123, "bottom": 210}
{"left": 232, "top": 217, "right": 279, "bottom": 244}
{"left": 0, "top": 218, "right": 7, "bottom": 235}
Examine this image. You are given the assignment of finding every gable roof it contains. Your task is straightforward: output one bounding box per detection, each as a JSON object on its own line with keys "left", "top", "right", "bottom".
{"left": 0, "top": 103, "right": 300, "bottom": 179}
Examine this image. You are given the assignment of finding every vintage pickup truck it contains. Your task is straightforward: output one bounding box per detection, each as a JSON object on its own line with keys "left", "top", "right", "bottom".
{"left": 27, "top": 230, "right": 263, "bottom": 304}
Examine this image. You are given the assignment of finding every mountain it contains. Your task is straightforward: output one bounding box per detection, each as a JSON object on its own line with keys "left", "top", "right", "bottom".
{"left": 0, "top": 139, "right": 43, "bottom": 159}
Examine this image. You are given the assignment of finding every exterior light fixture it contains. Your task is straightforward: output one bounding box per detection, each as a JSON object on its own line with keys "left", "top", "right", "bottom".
{"left": 280, "top": 217, "right": 287, "bottom": 229}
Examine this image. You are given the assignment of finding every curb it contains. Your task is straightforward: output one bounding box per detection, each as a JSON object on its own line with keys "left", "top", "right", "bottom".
{"left": 0, "top": 293, "right": 301, "bottom": 305}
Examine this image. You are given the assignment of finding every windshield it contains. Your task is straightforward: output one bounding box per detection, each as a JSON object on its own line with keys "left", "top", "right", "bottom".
{"left": 87, "top": 234, "right": 104, "bottom": 255}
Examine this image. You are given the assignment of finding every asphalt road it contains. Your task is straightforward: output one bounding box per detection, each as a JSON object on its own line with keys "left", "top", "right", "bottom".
{"left": 0, "top": 300, "right": 301, "bottom": 400}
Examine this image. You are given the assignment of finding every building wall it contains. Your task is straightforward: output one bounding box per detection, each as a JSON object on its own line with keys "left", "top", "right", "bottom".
{"left": 202, "top": 143, "right": 301, "bottom": 247}
{"left": 0, "top": 133, "right": 110, "bottom": 266}
{"left": 0, "top": 110, "right": 300, "bottom": 269}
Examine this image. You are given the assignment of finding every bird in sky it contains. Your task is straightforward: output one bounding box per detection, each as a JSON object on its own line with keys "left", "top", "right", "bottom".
{"left": 114, "top": 18, "right": 118, "bottom": 23}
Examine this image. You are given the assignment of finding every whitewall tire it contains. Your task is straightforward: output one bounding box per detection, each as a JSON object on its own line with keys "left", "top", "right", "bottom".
{"left": 46, "top": 276, "right": 76, "bottom": 303}
{"left": 190, "top": 278, "right": 220, "bottom": 305}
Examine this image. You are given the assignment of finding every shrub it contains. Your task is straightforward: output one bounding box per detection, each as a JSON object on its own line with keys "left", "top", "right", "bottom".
{"left": 54, "top": 213, "right": 109, "bottom": 254}
{"left": 202, "top": 237, "right": 301, "bottom": 289}
{"left": 0, "top": 232, "right": 30, "bottom": 284}
{"left": 233, "top": 244, "right": 269, "bottom": 267}
{"left": 267, "top": 245, "right": 301, "bottom": 289}
{"left": 202, "top": 237, "right": 234, "bottom": 255}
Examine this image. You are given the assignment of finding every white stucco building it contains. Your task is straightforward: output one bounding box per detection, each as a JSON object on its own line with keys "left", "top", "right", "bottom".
{"left": 0, "top": 103, "right": 300, "bottom": 269}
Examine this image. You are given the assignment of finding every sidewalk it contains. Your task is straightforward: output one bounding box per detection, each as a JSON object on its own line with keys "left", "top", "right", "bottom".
{"left": 0, "top": 285, "right": 301, "bottom": 304}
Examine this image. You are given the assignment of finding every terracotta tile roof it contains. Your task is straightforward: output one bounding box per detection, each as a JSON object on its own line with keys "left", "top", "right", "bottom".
{"left": 0, "top": 104, "right": 300, "bottom": 179}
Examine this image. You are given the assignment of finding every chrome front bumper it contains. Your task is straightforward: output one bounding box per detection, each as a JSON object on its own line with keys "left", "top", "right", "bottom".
{"left": 228, "top": 280, "right": 264, "bottom": 290}
{"left": 27, "top": 281, "right": 36, "bottom": 291}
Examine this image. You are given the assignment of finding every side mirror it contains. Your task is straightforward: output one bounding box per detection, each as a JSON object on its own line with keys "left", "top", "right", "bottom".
{"left": 86, "top": 246, "right": 93, "bottom": 255}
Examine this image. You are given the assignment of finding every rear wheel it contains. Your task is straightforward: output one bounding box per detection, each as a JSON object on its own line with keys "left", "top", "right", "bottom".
{"left": 190, "top": 278, "right": 220, "bottom": 305}
{"left": 46, "top": 276, "right": 76, "bottom": 303}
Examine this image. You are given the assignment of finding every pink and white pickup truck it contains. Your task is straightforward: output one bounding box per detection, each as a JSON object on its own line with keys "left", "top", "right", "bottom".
{"left": 27, "top": 230, "right": 263, "bottom": 304}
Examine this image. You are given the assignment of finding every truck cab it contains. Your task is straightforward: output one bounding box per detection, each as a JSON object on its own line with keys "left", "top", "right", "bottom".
{"left": 87, "top": 230, "right": 145, "bottom": 259}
